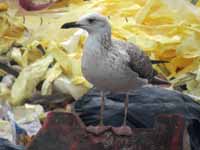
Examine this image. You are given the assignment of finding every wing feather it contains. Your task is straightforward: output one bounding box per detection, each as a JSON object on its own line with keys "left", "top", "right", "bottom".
{"left": 126, "top": 43, "right": 154, "bottom": 80}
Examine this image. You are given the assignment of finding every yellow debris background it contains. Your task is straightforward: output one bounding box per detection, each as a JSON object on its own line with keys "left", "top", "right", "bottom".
{"left": 1, "top": 0, "right": 200, "bottom": 105}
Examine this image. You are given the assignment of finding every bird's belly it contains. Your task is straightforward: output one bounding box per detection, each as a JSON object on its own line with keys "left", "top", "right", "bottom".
{"left": 82, "top": 55, "right": 146, "bottom": 92}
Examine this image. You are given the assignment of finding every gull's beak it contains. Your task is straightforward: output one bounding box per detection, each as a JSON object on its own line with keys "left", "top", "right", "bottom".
{"left": 61, "top": 21, "right": 82, "bottom": 29}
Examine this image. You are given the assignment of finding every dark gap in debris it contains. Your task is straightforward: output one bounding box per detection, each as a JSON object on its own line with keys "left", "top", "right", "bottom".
{"left": 0, "top": 63, "right": 19, "bottom": 77}
{"left": 176, "top": 67, "right": 183, "bottom": 73}
{"left": 0, "top": 76, "right": 3, "bottom": 82}
{"left": 169, "top": 77, "right": 175, "bottom": 80}
{"left": 179, "top": 84, "right": 187, "bottom": 90}
{"left": 10, "top": 60, "right": 18, "bottom": 66}
{"left": 125, "top": 17, "right": 128, "bottom": 22}
{"left": 48, "top": 59, "right": 56, "bottom": 68}
{"left": 36, "top": 80, "right": 44, "bottom": 91}
{"left": 12, "top": 43, "right": 23, "bottom": 48}
{"left": 26, "top": 92, "right": 74, "bottom": 111}
{"left": 36, "top": 44, "right": 46, "bottom": 55}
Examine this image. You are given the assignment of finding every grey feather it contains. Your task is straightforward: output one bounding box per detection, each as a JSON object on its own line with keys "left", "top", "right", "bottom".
{"left": 125, "top": 42, "right": 154, "bottom": 80}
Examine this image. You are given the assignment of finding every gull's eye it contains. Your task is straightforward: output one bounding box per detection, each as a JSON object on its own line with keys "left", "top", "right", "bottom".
{"left": 88, "top": 18, "right": 95, "bottom": 24}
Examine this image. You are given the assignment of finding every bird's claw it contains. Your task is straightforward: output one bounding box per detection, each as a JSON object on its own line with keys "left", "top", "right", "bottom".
{"left": 112, "top": 126, "right": 132, "bottom": 136}
{"left": 86, "top": 125, "right": 111, "bottom": 135}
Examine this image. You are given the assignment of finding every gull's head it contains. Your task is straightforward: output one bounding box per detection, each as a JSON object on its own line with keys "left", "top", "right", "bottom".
{"left": 61, "top": 13, "right": 111, "bottom": 34}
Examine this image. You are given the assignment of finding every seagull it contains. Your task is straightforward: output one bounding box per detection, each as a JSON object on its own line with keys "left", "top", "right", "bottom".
{"left": 61, "top": 13, "right": 169, "bottom": 136}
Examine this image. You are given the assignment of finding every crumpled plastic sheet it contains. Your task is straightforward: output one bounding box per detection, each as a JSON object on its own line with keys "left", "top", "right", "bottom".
{"left": 75, "top": 86, "right": 200, "bottom": 150}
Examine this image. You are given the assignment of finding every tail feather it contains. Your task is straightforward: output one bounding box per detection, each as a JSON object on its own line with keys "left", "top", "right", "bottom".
{"left": 151, "top": 60, "right": 169, "bottom": 64}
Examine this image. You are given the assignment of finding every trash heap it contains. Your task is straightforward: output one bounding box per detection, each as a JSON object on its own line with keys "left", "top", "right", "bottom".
{"left": 0, "top": 0, "right": 200, "bottom": 147}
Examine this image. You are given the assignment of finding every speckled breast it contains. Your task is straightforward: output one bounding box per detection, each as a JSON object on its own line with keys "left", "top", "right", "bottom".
{"left": 81, "top": 50, "right": 147, "bottom": 92}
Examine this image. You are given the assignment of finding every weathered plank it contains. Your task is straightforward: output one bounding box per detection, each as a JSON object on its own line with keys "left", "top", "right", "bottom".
{"left": 27, "top": 112, "right": 185, "bottom": 150}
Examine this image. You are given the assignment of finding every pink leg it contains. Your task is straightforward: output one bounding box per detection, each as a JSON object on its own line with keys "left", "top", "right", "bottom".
{"left": 86, "top": 91, "right": 111, "bottom": 135}
{"left": 100, "top": 91, "right": 105, "bottom": 126}
{"left": 112, "top": 93, "right": 132, "bottom": 136}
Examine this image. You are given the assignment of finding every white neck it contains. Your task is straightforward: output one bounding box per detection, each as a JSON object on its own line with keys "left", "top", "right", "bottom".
{"left": 86, "top": 31, "right": 112, "bottom": 51}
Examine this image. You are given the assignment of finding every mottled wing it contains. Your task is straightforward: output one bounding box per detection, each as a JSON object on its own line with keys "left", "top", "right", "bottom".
{"left": 126, "top": 42, "right": 154, "bottom": 80}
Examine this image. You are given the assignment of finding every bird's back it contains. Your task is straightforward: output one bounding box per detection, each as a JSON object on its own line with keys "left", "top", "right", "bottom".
{"left": 111, "top": 39, "right": 155, "bottom": 81}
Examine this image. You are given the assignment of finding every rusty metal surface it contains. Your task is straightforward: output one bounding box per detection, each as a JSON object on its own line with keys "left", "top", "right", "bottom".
{"left": 26, "top": 112, "right": 185, "bottom": 150}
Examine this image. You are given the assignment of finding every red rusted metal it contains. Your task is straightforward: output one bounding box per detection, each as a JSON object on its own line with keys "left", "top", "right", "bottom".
{"left": 26, "top": 112, "right": 185, "bottom": 150}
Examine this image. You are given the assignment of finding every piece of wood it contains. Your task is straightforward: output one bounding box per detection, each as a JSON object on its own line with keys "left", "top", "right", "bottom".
{"left": 27, "top": 112, "right": 186, "bottom": 150}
